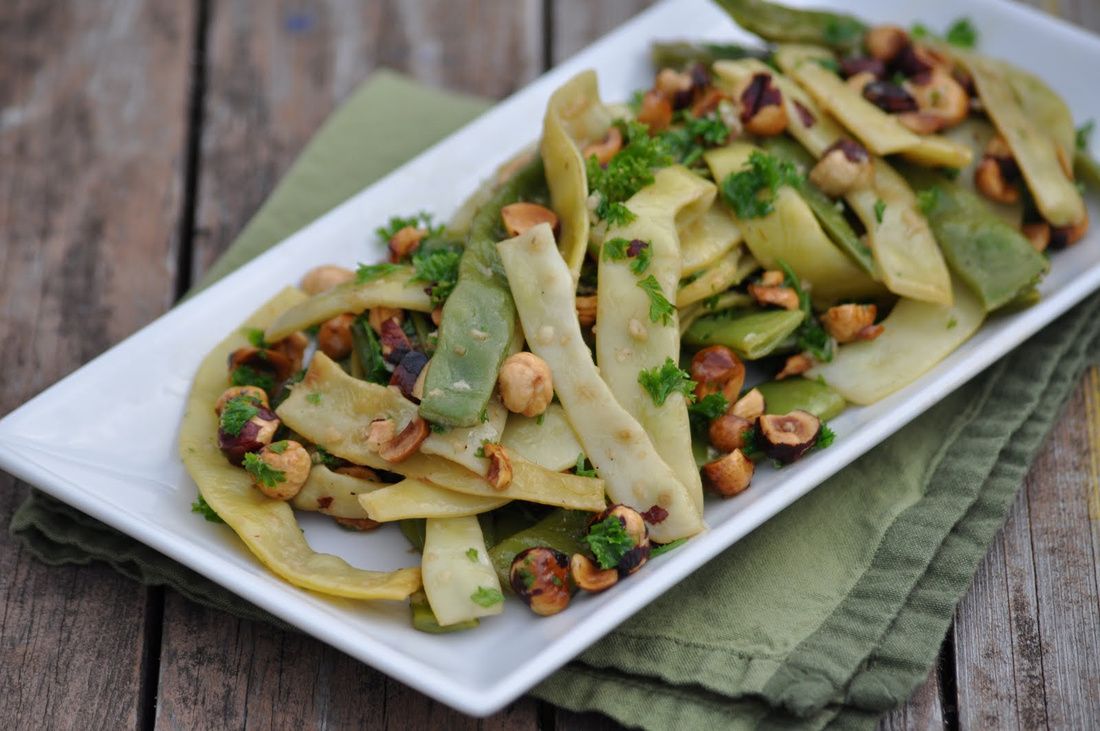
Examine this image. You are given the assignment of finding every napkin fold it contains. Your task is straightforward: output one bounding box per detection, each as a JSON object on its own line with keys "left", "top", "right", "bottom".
{"left": 10, "top": 70, "right": 1098, "bottom": 730}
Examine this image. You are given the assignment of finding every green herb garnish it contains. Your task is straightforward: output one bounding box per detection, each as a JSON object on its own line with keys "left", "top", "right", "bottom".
{"left": 917, "top": 187, "right": 941, "bottom": 215}
{"left": 268, "top": 440, "right": 289, "bottom": 454}
{"left": 470, "top": 587, "right": 504, "bottom": 607}
{"left": 411, "top": 248, "right": 462, "bottom": 307}
{"left": 741, "top": 428, "right": 764, "bottom": 460}
{"left": 191, "top": 494, "right": 224, "bottom": 523}
{"left": 658, "top": 112, "right": 730, "bottom": 167}
{"left": 466, "top": 548, "right": 479, "bottom": 562}
{"left": 587, "top": 121, "right": 673, "bottom": 225}
{"left": 945, "top": 18, "right": 978, "bottom": 48}
{"left": 822, "top": 16, "right": 865, "bottom": 47}
{"left": 585, "top": 516, "right": 636, "bottom": 570}
{"left": 815, "top": 424, "right": 836, "bottom": 451}
{"left": 375, "top": 211, "right": 442, "bottom": 243}
{"left": 688, "top": 393, "right": 729, "bottom": 435}
{"left": 242, "top": 452, "right": 286, "bottom": 489}
{"left": 650, "top": 538, "right": 687, "bottom": 558}
{"left": 1077, "top": 120, "right": 1095, "bottom": 152}
{"left": 721, "top": 151, "right": 803, "bottom": 219}
{"left": 219, "top": 396, "right": 260, "bottom": 437}
{"left": 230, "top": 365, "right": 274, "bottom": 393}
{"left": 778, "top": 260, "right": 833, "bottom": 363}
{"left": 306, "top": 392, "right": 322, "bottom": 405}
{"left": 574, "top": 453, "right": 598, "bottom": 479}
{"left": 241, "top": 327, "right": 268, "bottom": 349}
{"left": 355, "top": 262, "right": 402, "bottom": 283}
{"left": 636, "top": 275, "right": 676, "bottom": 326}
{"left": 638, "top": 357, "right": 696, "bottom": 407}
{"left": 947, "top": 316, "right": 958, "bottom": 330}
{"left": 602, "top": 237, "right": 653, "bottom": 275}
{"left": 874, "top": 199, "right": 886, "bottom": 224}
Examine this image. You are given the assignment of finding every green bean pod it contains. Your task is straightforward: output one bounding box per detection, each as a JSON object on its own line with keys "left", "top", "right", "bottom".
{"left": 649, "top": 41, "right": 766, "bottom": 70}
{"left": 488, "top": 509, "right": 590, "bottom": 588}
{"left": 683, "top": 309, "right": 804, "bottom": 359}
{"left": 713, "top": 0, "right": 866, "bottom": 51}
{"left": 419, "top": 157, "right": 548, "bottom": 427}
{"left": 755, "top": 378, "right": 846, "bottom": 421}
{"left": 410, "top": 591, "right": 479, "bottom": 634}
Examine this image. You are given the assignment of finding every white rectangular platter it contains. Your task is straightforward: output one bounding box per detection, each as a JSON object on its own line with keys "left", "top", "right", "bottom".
{"left": 1, "top": 0, "right": 1098, "bottom": 717}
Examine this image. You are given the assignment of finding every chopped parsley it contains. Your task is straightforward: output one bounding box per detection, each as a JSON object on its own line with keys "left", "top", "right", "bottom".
{"left": 945, "top": 18, "right": 978, "bottom": 48}
{"left": 688, "top": 393, "right": 729, "bottom": 435}
{"left": 917, "top": 187, "right": 941, "bottom": 216}
{"left": 241, "top": 327, "right": 268, "bottom": 349}
{"left": 306, "top": 392, "right": 322, "bottom": 405}
{"left": 650, "top": 538, "right": 687, "bottom": 558}
{"left": 1078, "top": 120, "right": 1095, "bottom": 152}
{"left": 411, "top": 248, "right": 462, "bottom": 307}
{"left": 585, "top": 516, "right": 636, "bottom": 570}
{"left": 813, "top": 57, "right": 841, "bottom": 73}
{"left": 220, "top": 396, "right": 260, "bottom": 437}
{"left": 741, "top": 428, "right": 764, "bottom": 460}
{"left": 350, "top": 317, "right": 389, "bottom": 384}
{"left": 375, "top": 211, "right": 442, "bottom": 243}
{"left": 536, "top": 412, "right": 546, "bottom": 426}
{"left": 602, "top": 237, "right": 652, "bottom": 275}
{"left": 355, "top": 262, "right": 402, "bottom": 283}
{"left": 516, "top": 567, "right": 536, "bottom": 589}
{"left": 947, "top": 316, "right": 958, "bottom": 330}
{"left": 638, "top": 357, "right": 696, "bottom": 407}
{"left": 230, "top": 365, "right": 274, "bottom": 393}
{"left": 658, "top": 112, "right": 730, "bottom": 167}
{"left": 721, "top": 151, "right": 803, "bottom": 219}
{"left": 874, "top": 199, "right": 886, "bottom": 224}
{"left": 478, "top": 407, "right": 489, "bottom": 423}
{"left": 242, "top": 452, "right": 286, "bottom": 489}
{"left": 779, "top": 260, "right": 833, "bottom": 363}
{"left": 586, "top": 121, "right": 673, "bottom": 225}
{"left": 636, "top": 275, "right": 676, "bottom": 326}
{"left": 470, "top": 586, "right": 504, "bottom": 607}
{"left": 574, "top": 453, "right": 598, "bottom": 478}
{"left": 313, "top": 447, "right": 342, "bottom": 469}
{"left": 268, "top": 440, "right": 289, "bottom": 454}
{"left": 466, "top": 548, "right": 479, "bottom": 562}
{"left": 815, "top": 424, "right": 836, "bottom": 451}
{"left": 191, "top": 494, "right": 224, "bottom": 523}
{"left": 822, "top": 16, "right": 866, "bottom": 48}
{"left": 428, "top": 421, "right": 448, "bottom": 434}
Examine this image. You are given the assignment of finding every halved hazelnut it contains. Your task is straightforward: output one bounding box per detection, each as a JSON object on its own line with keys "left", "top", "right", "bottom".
{"left": 776, "top": 353, "right": 813, "bottom": 380}
{"left": 846, "top": 70, "right": 878, "bottom": 95}
{"left": 709, "top": 413, "right": 752, "bottom": 453}
{"left": 821, "top": 304, "right": 878, "bottom": 344}
{"left": 368, "top": 306, "right": 404, "bottom": 336}
{"left": 482, "top": 442, "right": 513, "bottom": 490}
{"left": 576, "top": 294, "right": 598, "bottom": 328}
{"left": 510, "top": 547, "right": 572, "bottom": 616}
{"left": 390, "top": 350, "right": 429, "bottom": 401}
{"left": 377, "top": 416, "right": 430, "bottom": 463}
{"left": 757, "top": 410, "right": 821, "bottom": 464}
{"left": 271, "top": 331, "right": 309, "bottom": 373}
{"left": 897, "top": 111, "right": 945, "bottom": 135}
{"left": 498, "top": 352, "right": 554, "bottom": 417}
{"left": 333, "top": 517, "right": 382, "bottom": 531}
{"left": 1022, "top": 222, "right": 1051, "bottom": 252}
{"left": 334, "top": 465, "right": 379, "bottom": 481}
{"left": 809, "top": 140, "right": 873, "bottom": 197}
{"left": 702, "top": 449, "right": 755, "bottom": 497}
{"left": 738, "top": 72, "right": 788, "bottom": 137}
{"left": 300, "top": 265, "right": 354, "bottom": 295}
{"left": 581, "top": 126, "right": 623, "bottom": 167}
{"left": 388, "top": 226, "right": 427, "bottom": 262}
{"left": 228, "top": 346, "right": 295, "bottom": 384}
{"left": 501, "top": 202, "right": 560, "bottom": 238}
{"left": 731, "top": 388, "right": 765, "bottom": 420}
{"left": 749, "top": 284, "right": 800, "bottom": 311}
{"left": 974, "top": 158, "right": 1020, "bottom": 205}
{"left": 431, "top": 307, "right": 444, "bottom": 327}
{"left": 637, "top": 90, "right": 673, "bottom": 131}
{"left": 864, "top": 25, "right": 909, "bottom": 63}
{"left": 215, "top": 385, "right": 269, "bottom": 415}
{"left": 366, "top": 418, "right": 396, "bottom": 452}
{"left": 690, "top": 345, "right": 746, "bottom": 402}
{"left": 412, "top": 361, "right": 430, "bottom": 401}
{"left": 252, "top": 440, "right": 311, "bottom": 500}
{"left": 317, "top": 313, "right": 356, "bottom": 360}
{"left": 570, "top": 553, "right": 618, "bottom": 593}
{"left": 902, "top": 69, "right": 969, "bottom": 132}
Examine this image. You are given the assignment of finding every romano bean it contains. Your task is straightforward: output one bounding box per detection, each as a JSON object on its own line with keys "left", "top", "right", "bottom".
{"left": 683, "top": 310, "right": 804, "bottom": 360}
{"left": 755, "top": 378, "right": 847, "bottom": 421}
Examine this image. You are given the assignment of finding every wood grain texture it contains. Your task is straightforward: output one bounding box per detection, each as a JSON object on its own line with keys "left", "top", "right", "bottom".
{"left": 189, "top": 0, "right": 541, "bottom": 277}
{"left": 0, "top": 0, "right": 195, "bottom": 727}
{"left": 550, "top": 0, "right": 658, "bottom": 64}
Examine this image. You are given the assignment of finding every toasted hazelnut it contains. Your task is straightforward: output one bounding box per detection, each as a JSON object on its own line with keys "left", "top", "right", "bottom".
{"left": 431, "top": 307, "right": 444, "bottom": 327}
{"left": 690, "top": 345, "right": 746, "bottom": 402}
{"left": 839, "top": 56, "right": 886, "bottom": 81}
{"left": 731, "top": 388, "right": 765, "bottom": 420}
{"left": 857, "top": 324, "right": 885, "bottom": 341}
{"left": 897, "top": 111, "right": 945, "bottom": 135}
{"left": 749, "top": 284, "right": 800, "bottom": 311}
{"left": 757, "top": 410, "right": 821, "bottom": 464}
{"left": 974, "top": 157, "right": 1020, "bottom": 205}
{"left": 510, "top": 547, "right": 572, "bottom": 616}
{"left": 300, "top": 265, "right": 354, "bottom": 295}
{"left": 389, "top": 350, "right": 429, "bottom": 401}
{"left": 738, "top": 72, "right": 787, "bottom": 137}
{"left": 498, "top": 352, "right": 554, "bottom": 417}
{"left": 252, "top": 440, "right": 311, "bottom": 500}
{"left": 637, "top": 90, "right": 673, "bottom": 131}
{"left": 482, "top": 442, "right": 513, "bottom": 490}
{"left": 862, "top": 81, "right": 918, "bottom": 114}
{"left": 846, "top": 71, "right": 878, "bottom": 95}
{"left": 759, "top": 269, "right": 785, "bottom": 287}
{"left": 333, "top": 517, "right": 382, "bottom": 531}
{"left": 576, "top": 294, "right": 598, "bottom": 328}
{"left": 809, "top": 140, "right": 874, "bottom": 197}
{"left": 570, "top": 553, "right": 619, "bottom": 593}
{"left": 702, "top": 449, "right": 755, "bottom": 497}
{"left": 368, "top": 306, "right": 404, "bottom": 336}
{"left": 776, "top": 353, "right": 813, "bottom": 380}
{"left": 215, "top": 386, "right": 268, "bottom": 415}
{"left": 378, "top": 416, "right": 430, "bottom": 463}
{"left": 581, "top": 126, "right": 623, "bottom": 167}
{"left": 587, "top": 504, "right": 651, "bottom": 576}
{"left": 388, "top": 225, "right": 427, "bottom": 262}
{"left": 317, "top": 313, "right": 356, "bottom": 360}
{"left": 1050, "top": 211, "right": 1090, "bottom": 249}
{"left": 501, "top": 202, "right": 560, "bottom": 238}
{"left": 228, "top": 346, "right": 295, "bottom": 383}
{"left": 655, "top": 67, "right": 693, "bottom": 99}
{"left": 690, "top": 87, "right": 727, "bottom": 118}
{"left": 379, "top": 318, "right": 413, "bottom": 364}
{"left": 709, "top": 413, "right": 752, "bottom": 453}
{"left": 865, "top": 25, "right": 909, "bottom": 63}
{"left": 334, "top": 465, "right": 379, "bottom": 481}
{"left": 271, "top": 331, "right": 309, "bottom": 372}
{"left": 366, "top": 418, "right": 397, "bottom": 452}
{"left": 218, "top": 401, "right": 280, "bottom": 466}
{"left": 822, "top": 304, "right": 878, "bottom": 344}
{"left": 902, "top": 69, "right": 969, "bottom": 132}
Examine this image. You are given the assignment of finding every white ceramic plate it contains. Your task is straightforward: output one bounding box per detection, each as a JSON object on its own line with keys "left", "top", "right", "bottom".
{"left": 1, "top": 0, "right": 1097, "bottom": 717}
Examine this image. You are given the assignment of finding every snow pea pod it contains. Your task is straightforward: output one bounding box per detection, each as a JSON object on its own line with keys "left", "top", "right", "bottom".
{"left": 419, "top": 157, "right": 548, "bottom": 427}
{"left": 902, "top": 165, "right": 1047, "bottom": 312}
{"left": 713, "top": 0, "right": 866, "bottom": 52}
{"left": 683, "top": 310, "right": 804, "bottom": 360}
{"left": 755, "top": 378, "right": 846, "bottom": 421}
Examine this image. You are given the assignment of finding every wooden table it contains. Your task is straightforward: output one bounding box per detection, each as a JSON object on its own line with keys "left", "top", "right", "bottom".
{"left": 2, "top": 1, "right": 1098, "bottom": 728}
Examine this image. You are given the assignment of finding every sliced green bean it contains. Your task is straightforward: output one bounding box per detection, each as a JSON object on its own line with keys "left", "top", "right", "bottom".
{"left": 755, "top": 378, "right": 846, "bottom": 421}
{"left": 713, "top": 0, "right": 866, "bottom": 51}
{"left": 683, "top": 309, "right": 804, "bottom": 359}
{"left": 419, "top": 157, "right": 548, "bottom": 427}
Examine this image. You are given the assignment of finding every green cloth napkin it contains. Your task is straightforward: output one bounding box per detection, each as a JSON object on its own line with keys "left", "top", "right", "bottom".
{"left": 10, "top": 71, "right": 1099, "bottom": 730}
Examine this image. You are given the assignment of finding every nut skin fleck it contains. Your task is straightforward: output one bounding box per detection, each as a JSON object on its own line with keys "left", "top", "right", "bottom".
{"left": 379, "top": 319, "right": 412, "bottom": 364}
{"left": 228, "top": 346, "right": 295, "bottom": 383}
{"left": 776, "top": 353, "right": 814, "bottom": 381}
{"left": 1048, "top": 212, "right": 1089, "bottom": 249}
{"left": 738, "top": 72, "right": 787, "bottom": 137}
{"left": 317, "top": 313, "right": 356, "bottom": 360}
{"left": 390, "top": 350, "right": 429, "bottom": 401}
{"left": 253, "top": 440, "right": 311, "bottom": 501}
{"left": 703, "top": 449, "right": 755, "bottom": 497}
{"left": 334, "top": 465, "right": 380, "bottom": 482}
{"left": 334, "top": 517, "right": 382, "bottom": 531}
{"left": 510, "top": 547, "right": 572, "bottom": 616}
{"left": 570, "top": 553, "right": 618, "bottom": 593}
{"left": 757, "top": 410, "right": 821, "bottom": 464}
{"left": 498, "top": 352, "right": 554, "bottom": 417}
{"left": 368, "top": 306, "right": 404, "bottom": 336}
{"left": 300, "top": 265, "right": 354, "bottom": 295}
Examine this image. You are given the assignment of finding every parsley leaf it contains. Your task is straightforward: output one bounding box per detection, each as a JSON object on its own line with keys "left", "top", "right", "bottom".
{"left": 874, "top": 199, "right": 886, "bottom": 224}
{"left": 574, "top": 453, "right": 598, "bottom": 478}
{"left": 636, "top": 275, "right": 675, "bottom": 326}
{"left": 312, "top": 447, "right": 342, "bottom": 469}
{"left": 638, "top": 357, "right": 696, "bottom": 407}
{"left": 375, "top": 211, "right": 441, "bottom": 243}
{"left": 220, "top": 396, "right": 260, "bottom": 437}
{"left": 721, "top": 151, "right": 803, "bottom": 219}
{"left": 241, "top": 327, "right": 268, "bottom": 349}
{"left": 688, "top": 393, "right": 729, "bottom": 435}
{"left": 945, "top": 18, "right": 978, "bottom": 48}
{"left": 741, "top": 428, "right": 764, "bottom": 460}
{"left": 429, "top": 421, "right": 448, "bottom": 434}
{"left": 658, "top": 112, "right": 730, "bottom": 167}
{"left": 602, "top": 237, "right": 652, "bottom": 275}
{"left": 355, "top": 262, "right": 402, "bottom": 283}
{"left": 585, "top": 516, "right": 636, "bottom": 570}
{"left": 411, "top": 248, "right": 462, "bottom": 307}
{"left": 466, "top": 548, "right": 479, "bottom": 562}
{"left": 1078, "top": 120, "right": 1096, "bottom": 152}
{"left": 822, "top": 16, "right": 866, "bottom": 47}
{"left": 947, "top": 316, "right": 958, "bottom": 329}
{"left": 650, "top": 538, "right": 687, "bottom": 558}
{"left": 778, "top": 260, "right": 833, "bottom": 363}
{"left": 306, "top": 392, "right": 322, "bottom": 405}
{"left": 815, "top": 424, "right": 836, "bottom": 451}
{"left": 587, "top": 121, "right": 673, "bottom": 225}
{"left": 230, "top": 365, "right": 274, "bottom": 393}
{"left": 470, "top": 586, "right": 504, "bottom": 607}
{"left": 916, "top": 187, "right": 941, "bottom": 215}
{"left": 268, "top": 440, "right": 289, "bottom": 454}
{"left": 191, "top": 494, "right": 224, "bottom": 523}
{"left": 242, "top": 452, "right": 286, "bottom": 489}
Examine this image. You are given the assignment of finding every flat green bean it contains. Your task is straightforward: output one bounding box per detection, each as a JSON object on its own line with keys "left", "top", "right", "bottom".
{"left": 755, "top": 378, "right": 846, "bottom": 421}
{"left": 683, "top": 309, "right": 804, "bottom": 359}
{"left": 713, "top": 0, "right": 866, "bottom": 51}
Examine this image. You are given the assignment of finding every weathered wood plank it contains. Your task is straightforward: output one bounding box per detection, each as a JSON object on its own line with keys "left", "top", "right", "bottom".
{"left": 877, "top": 663, "right": 946, "bottom": 731}
{"left": 157, "top": 1, "right": 542, "bottom": 728}
{"left": 550, "top": 0, "right": 658, "bottom": 64}
{"left": 0, "top": 0, "right": 195, "bottom": 727}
